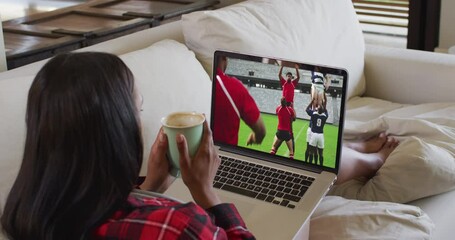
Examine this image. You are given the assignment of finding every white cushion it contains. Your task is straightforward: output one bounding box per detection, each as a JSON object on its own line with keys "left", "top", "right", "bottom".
{"left": 119, "top": 39, "right": 212, "bottom": 175}
{"left": 311, "top": 196, "right": 434, "bottom": 240}
{"left": 182, "top": 0, "right": 366, "bottom": 99}
{"left": 0, "top": 76, "right": 33, "bottom": 217}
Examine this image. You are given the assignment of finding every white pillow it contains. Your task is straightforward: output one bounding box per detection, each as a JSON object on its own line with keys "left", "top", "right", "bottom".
{"left": 311, "top": 196, "right": 435, "bottom": 240}
{"left": 182, "top": 0, "right": 366, "bottom": 99}
{"left": 119, "top": 39, "right": 212, "bottom": 175}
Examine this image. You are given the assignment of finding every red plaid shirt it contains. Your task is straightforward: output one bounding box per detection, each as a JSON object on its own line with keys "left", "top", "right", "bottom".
{"left": 93, "top": 191, "right": 255, "bottom": 239}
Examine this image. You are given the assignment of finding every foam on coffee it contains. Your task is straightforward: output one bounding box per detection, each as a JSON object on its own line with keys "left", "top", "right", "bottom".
{"left": 163, "top": 112, "right": 204, "bottom": 128}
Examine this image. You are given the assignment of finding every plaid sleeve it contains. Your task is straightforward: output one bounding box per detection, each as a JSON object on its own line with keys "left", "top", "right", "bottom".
{"left": 206, "top": 203, "right": 256, "bottom": 240}
{"left": 94, "top": 198, "right": 255, "bottom": 240}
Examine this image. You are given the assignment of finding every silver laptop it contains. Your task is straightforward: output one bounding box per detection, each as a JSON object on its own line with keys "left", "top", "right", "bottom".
{"left": 165, "top": 50, "right": 348, "bottom": 239}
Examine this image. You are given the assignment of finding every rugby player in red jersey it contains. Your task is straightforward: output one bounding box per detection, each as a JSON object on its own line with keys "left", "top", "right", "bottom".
{"left": 270, "top": 97, "right": 296, "bottom": 159}
{"left": 278, "top": 63, "right": 300, "bottom": 107}
{"left": 213, "top": 56, "right": 266, "bottom": 146}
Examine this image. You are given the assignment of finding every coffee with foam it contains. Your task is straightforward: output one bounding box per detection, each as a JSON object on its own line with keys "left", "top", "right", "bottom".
{"left": 163, "top": 112, "right": 205, "bottom": 128}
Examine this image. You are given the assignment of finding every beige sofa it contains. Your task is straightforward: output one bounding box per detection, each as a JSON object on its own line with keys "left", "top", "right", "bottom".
{"left": 1, "top": 0, "right": 455, "bottom": 239}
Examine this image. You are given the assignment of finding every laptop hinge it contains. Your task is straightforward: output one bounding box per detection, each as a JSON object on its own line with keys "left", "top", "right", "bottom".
{"left": 218, "top": 145, "right": 324, "bottom": 174}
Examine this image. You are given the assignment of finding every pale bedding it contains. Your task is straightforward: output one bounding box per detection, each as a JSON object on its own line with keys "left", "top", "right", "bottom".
{"left": 310, "top": 196, "right": 434, "bottom": 240}
{"left": 310, "top": 96, "right": 455, "bottom": 240}
{"left": 332, "top": 97, "right": 455, "bottom": 203}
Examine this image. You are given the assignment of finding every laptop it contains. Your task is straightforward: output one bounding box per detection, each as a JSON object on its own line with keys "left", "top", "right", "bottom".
{"left": 165, "top": 50, "right": 348, "bottom": 239}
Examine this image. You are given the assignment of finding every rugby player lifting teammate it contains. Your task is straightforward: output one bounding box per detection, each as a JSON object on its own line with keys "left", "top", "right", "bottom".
{"left": 306, "top": 100, "right": 328, "bottom": 166}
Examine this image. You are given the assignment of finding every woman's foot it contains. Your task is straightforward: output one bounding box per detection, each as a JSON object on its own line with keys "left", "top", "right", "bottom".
{"left": 345, "top": 132, "right": 387, "bottom": 153}
{"left": 373, "top": 136, "right": 399, "bottom": 164}
{"left": 336, "top": 136, "right": 399, "bottom": 184}
{"left": 366, "top": 136, "right": 400, "bottom": 176}
{"left": 359, "top": 136, "right": 399, "bottom": 179}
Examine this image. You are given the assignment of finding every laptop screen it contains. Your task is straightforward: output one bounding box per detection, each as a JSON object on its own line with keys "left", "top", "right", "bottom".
{"left": 211, "top": 51, "right": 348, "bottom": 173}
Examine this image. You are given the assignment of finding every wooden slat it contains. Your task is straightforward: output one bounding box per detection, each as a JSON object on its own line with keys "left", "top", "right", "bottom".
{"left": 353, "top": 0, "right": 409, "bottom": 29}
{"left": 83, "top": 19, "right": 155, "bottom": 46}
{"left": 355, "top": 11, "right": 408, "bottom": 19}
{"left": 354, "top": 5, "right": 408, "bottom": 14}
{"left": 97, "top": 0, "right": 219, "bottom": 20}
{"left": 358, "top": 20, "right": 407, "bottom": 28}
{"left": 6, "top": 37, "right": 82, "bottom": 58}
{"left": 160, "top": 0, "right": 219, "bottom": 19}
{"left": 353, "top": 0, "right": 408, "bottom": 8}
{"left": 2, "top": 1, "right": 102, "bottom": 25}
{"left": 73, "top": 7, "right": 137, "bottom": 20}
{"left": 4, "top": 24, "right": 65, "bottom": 37}
{"left": 94, "top": 0, "right": 181, "bottom": 19}
{"left": 5, "top": 31, "right": 82, "bottom": 59}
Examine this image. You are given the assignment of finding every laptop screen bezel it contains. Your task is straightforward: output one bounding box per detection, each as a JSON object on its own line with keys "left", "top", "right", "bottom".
{"left": 211, "top": 50, "right": 348, "bottom": 174}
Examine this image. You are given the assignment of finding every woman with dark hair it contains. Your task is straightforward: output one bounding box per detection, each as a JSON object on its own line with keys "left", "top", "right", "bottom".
{"left": 0, "top": 52, "right": 255, "bottom": 240}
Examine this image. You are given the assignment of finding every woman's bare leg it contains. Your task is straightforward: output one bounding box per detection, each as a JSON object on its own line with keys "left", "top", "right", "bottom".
{"left": 336, "top": 136, "right": 399, "bottom": 185}
{"left": 344, "top": 132, "right": 387, "bottom": 153}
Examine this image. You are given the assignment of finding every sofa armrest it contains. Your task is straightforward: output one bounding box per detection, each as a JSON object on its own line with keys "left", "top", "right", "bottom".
{"left": 363, "top": 44, "right": 455, "bottom": 104}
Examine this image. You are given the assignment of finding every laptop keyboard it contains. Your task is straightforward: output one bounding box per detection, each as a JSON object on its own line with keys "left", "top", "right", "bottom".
{"left": 213, "top": 155, "right": 314, "bottom": 209}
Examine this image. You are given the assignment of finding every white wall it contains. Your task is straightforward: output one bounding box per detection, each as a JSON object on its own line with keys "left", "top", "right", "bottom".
{"left": 438, "top": 0, "right": 455, "bottom": 52}
{"left": 0, "top": 14, "right": 6, "bottom": 72}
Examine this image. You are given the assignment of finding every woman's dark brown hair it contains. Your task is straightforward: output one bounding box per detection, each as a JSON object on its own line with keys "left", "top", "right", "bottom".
{"left": 1, "top": 52, "right": 143, "bottom": 239}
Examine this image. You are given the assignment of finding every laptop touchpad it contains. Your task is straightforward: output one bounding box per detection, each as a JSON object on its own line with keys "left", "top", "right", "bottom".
{"left": 218, "top": 193, "right": 256, "bottom": 217}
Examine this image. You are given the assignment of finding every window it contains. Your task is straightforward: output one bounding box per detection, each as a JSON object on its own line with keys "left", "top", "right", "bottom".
{"left": 354, "top": 0, "right": 409, "bottom": 34}
{"left": 353, "top": 0, "right": 441, "bottom": 51}
{"left": 353, "top": 0, "right": 408, "bottom": 48}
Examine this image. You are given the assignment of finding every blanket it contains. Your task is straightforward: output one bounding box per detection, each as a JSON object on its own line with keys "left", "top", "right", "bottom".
{"left": 331, "top": 97, "right": 455, "bottom": 203}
